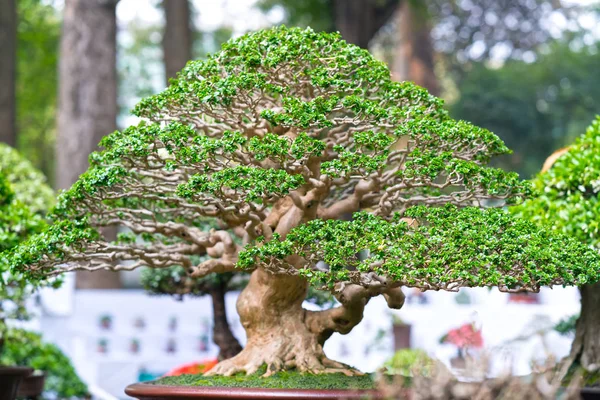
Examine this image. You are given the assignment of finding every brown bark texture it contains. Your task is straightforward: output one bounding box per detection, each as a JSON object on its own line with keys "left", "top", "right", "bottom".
{"left": 208, "top": 268, "right": 405, "bottom": 376}
{"left": 163, "top": 0, "right": 193, "bottom": 82}
{"left": 57, "top": 0, "right": 121, "bottom": 288}
{"left": 567, "top": 283, "right": 600, "bottom": 372}
{"left": 210, "top": 281, "right": 243, "bottom": 361}
{"left": 392, "top": 2, "right": 439, "bottom": 95}
{"left": 0, "top": 0, "right": 17, "bottom": 147}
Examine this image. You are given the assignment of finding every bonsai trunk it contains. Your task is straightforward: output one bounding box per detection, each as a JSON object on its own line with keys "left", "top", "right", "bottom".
{"left": 207, "top": 268, "right": 361, "bottom": 377}
{"left": 567, "top": 283, "right": 600, "bottom": 373}
{"left": 209, "top": 281, "right": 243, "bottom": 361}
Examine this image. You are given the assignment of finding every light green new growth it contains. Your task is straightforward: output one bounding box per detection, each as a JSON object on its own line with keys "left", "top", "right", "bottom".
{"left": 6, "top": 27, "right": 600, "bottom": 295}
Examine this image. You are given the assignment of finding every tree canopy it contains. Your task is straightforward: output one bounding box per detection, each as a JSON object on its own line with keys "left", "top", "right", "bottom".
{"left": 7, "top": 27, "right": 600, "bottom": 295}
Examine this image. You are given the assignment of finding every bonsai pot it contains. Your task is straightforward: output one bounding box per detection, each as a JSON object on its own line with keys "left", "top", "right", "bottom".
{"left": 0, "top": 366, "right": 33, "bottom": 400}
{"left": 16, "top": 372, "right": 45, "bottom": 399}
{"left": 125, "top": 383, "right": 386, "bottom": 400}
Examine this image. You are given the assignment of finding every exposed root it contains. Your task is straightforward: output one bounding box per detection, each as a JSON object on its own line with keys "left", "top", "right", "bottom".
{"left": 206, "top": 346, "right": 363, "bottom": 377}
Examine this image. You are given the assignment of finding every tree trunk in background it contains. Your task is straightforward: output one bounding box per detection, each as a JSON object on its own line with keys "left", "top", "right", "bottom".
{"left": 163, "top": 0, "right": 192, "bottom": 82}
{"left": 210, "top": 280, "right": 243, "bottom": 361}
{"left": 333, "top": 0, "right": 399, "bottom": 49}
{"left": 57, "top": 0, "right": 121, "bottom": 289}
{"left": 0, "top": 0, "right": 17, "bottom": 147}
{"left": 392, "top": 2, "right": 439, "bottom": 95}
{"left": 567, "top": 283, "right": 600, "bottom": 372}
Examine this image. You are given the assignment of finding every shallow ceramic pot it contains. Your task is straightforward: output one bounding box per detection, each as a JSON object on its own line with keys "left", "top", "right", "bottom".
{"left": 16, "top": 372, "right": 45, "bottom": 399}
{"left": 0, "top": 366, "right": 33, "bottom": 400}
{"left": 125, "top": 382, "right": 386, "bottom": 400}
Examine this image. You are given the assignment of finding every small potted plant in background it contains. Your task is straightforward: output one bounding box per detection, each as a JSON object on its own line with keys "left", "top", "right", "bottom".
{"left": 0, "top": 329, "right": 88, "bottom": 399}
{"left": 99, "top": 314, "right": 113, "bottom": 330}
{"left": 0, "top": 144, "right": 87, "bottom": 400}
{"left": 383, "top": 349, "right": 435, "bottom": 377}
{"left": 439, "top": 323, "right": 484, "bottom": 370}
{"left": 392, "top": 314, "right": 412, "bottom": 350}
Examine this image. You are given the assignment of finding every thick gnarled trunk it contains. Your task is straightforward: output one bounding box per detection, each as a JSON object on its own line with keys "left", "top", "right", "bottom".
{"left": 209, "top": 281, "right": 243, "bottom": 361}
{"left": 568, "top": 283, "right": 600, "bottom": 372}
{"left": 207, "top": 269, "right": 361, "bottom": 376}
{"left": 207, "top": 267, "right": 405, "bottom": 376}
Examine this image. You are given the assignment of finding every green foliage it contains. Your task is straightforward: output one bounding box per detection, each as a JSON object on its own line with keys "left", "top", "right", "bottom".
{"left": 240, "top": 205, "right": 600, "bottom": 291}
{"left": 450, "top": 43, "right": 600, "bottom": 178}
{"left": 0, "top": 186, "right": 46, "bottom": 253}
{"left": 16, "top": 0, "right": 60, "bottom": 182}
{"left": 152, "top": 365, "right": 375, "bottom": 389}
{"left": 0, "top": 144, "right": 54, "bottom": 215}
{"left": 0, "top": 329, "right": 88, "bottom": 398}
{"left": 178, "top": 167, "right": 305, "bottom": 204}
{"left": 383, "top": 349, "right": 435, "bottom": 376}
{"left": 0, "top": 148, "right": 52, "bottom": 350}
{"left": 8, "top": 27, "right": 598, "bottom": 296}
{"left": 554, "top": 314, "right": 578, "bottom": 337}
{"left": 0, "top": 154, "right": 80, "bottom": 395}
{"left": 7, "top": 218, "right": 99, "bottom": 281}
{"left": 513, "top": 117, "right": 600, "bottom": 248}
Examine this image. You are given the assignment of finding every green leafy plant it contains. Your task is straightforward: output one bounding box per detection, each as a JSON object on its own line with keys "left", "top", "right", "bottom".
{"left": 0, "top": 145, "right": 50, "bottom": 346}
{"left": 513, "top": 117, "right": 600, "bottom": 377}
{"left": 555, "top": 314, "right": 578, "bottom": 337}
{"left": 0, "top": 144, "right": 87, "bottom": 396}
{"left": 383, "top": 349, "right": 435, "bottom": 377}
{"left": 0, "top": 329, "right": 88, "bottom": 398}
{"left": 7, "top": 27, "right": 600, "bottom": 378}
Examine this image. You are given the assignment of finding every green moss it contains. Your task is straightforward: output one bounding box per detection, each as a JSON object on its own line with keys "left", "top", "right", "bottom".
{"left": 151, "top": 368, "right": 375, "bottom": 390}
{"left": 562, "top": 363, "right": 600, "bottom": 388}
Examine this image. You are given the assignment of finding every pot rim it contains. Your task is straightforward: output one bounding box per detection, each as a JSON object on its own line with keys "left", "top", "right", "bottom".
{"left": 0, "top": 366, "right": 33, "bottom": 377}
{"left": 125, "top": 382, "right": 382, "bottom": 399}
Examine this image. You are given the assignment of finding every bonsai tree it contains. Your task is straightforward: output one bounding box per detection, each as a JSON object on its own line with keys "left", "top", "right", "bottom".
{"left": 0, "top": 144, "right": 88, "bottom": 397}
{"left": 8, "top": 27, "right": 600, "bottom": 377}
{"left": 513, "top": 117, "right": 600, "bottom": 378}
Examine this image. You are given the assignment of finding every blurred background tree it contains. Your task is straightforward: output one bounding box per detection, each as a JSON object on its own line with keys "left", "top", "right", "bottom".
{"left": 0, "top": 0, "right": 17, "bottom": 147}
{"left": 15, "top": 0, "right": 60, "bottom": 182}
{"left": 451, "top": 41, "right": 600, "bottom": 177}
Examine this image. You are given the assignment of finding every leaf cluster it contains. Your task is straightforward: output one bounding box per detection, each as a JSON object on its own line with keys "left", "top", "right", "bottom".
{"left": 240, "top": 204, "right": 600, "bottom": 291}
